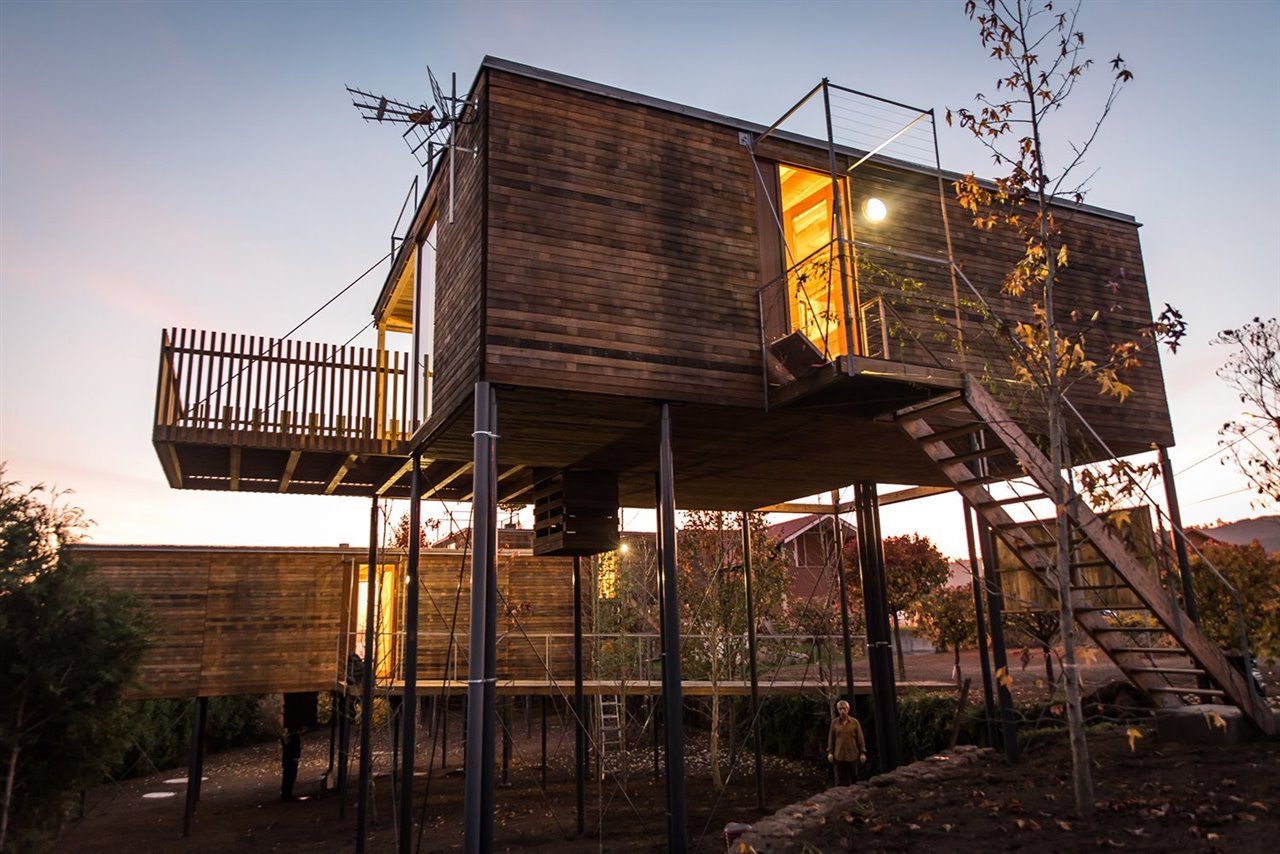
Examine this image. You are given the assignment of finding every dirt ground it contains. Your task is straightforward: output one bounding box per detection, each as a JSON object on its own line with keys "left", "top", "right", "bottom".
{"left": 55, "top": 651, "right": 1278, "bottom": 853}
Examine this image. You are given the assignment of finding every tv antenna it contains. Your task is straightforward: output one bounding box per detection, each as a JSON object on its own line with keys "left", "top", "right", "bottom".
{"left": 347, "top": 67, "right": 476, "bottom": 222}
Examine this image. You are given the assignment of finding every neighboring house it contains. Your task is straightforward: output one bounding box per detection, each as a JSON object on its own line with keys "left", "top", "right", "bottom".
{"left": 765, "top": 514, "right": 857, "bottom": 603}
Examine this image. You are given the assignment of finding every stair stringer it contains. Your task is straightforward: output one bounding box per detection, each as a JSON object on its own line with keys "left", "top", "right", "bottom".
{"left": 904, "top": 378, "right": 1276, "bottom": 736}
{"left": 901, "top": 417, "right": 1186, "bottom": 710}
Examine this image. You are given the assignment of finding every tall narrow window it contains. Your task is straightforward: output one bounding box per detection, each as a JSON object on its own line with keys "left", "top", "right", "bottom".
{"left": 778, "top": 165, "right": 851, "bottom": 359}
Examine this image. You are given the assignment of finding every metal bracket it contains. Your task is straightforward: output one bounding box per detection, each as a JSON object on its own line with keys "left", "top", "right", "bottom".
{"left": 738, "top": 131, "right": 753, "bottom": 150}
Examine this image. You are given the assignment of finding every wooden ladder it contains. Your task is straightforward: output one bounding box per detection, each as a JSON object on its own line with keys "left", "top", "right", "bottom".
{"left": 597, "top": 695, "right": 624, "bottom": 775}
{"left": 896, "top": 378, "right": 1276, "bottom": 737}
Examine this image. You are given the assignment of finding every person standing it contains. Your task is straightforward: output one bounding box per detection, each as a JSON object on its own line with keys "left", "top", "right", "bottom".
{"left": 826, "top": 699, "right": 866, "bottom": 786}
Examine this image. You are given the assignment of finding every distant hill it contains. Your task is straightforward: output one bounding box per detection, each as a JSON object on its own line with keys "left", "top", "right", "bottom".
{"left": 1192, "top": 516, "right": 1280, "bottom": 554}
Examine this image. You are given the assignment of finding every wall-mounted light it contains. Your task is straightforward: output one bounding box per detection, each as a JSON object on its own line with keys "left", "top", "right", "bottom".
{"left": 863, "top": 197, "right": 888, "bottom": 223}
{"left": 619, "top": 542, "right": 630, "bottom": 554}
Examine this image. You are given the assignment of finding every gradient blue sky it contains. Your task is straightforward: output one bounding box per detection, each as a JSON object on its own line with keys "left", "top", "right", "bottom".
{"left": 2, "top": 0, "right": 1277, "bottom": 557}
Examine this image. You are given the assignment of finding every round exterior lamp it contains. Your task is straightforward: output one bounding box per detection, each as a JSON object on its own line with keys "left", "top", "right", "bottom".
{"left": 863, "top": 197, "right": 888, "bottom": 223}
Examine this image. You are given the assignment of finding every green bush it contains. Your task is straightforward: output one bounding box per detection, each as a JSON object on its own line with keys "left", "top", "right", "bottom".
{"left": 110, "top": 695, "right": 274, "bottom": 779}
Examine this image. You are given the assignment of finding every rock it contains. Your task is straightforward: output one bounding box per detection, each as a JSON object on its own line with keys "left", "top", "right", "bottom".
{"left": 1155, "top": 704, "right": 1256, "bottom": 746}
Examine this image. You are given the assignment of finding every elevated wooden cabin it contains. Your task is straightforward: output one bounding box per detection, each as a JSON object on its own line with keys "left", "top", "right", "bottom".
{"left": 153, "top": 56, "right": 1172, "bottom": 510}
{"left": 147, "top": 60, "right": 1274, "bottom": 740}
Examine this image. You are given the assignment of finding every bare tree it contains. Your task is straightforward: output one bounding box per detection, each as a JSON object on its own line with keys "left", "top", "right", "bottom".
{"left": 1214, "top": 317, "right": 1280, "bottom": 508}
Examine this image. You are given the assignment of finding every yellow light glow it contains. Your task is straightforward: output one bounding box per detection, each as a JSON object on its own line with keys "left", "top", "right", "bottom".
{"left": 863, "top": 197, "right": 887, "bottom": 222}
{"left": 619, "top": 542, "right": 630, "bottom": 554}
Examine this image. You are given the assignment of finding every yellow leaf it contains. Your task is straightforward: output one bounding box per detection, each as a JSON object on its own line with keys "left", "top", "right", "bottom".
{"left": 1078, "top": 648, "right": 1098, "bottom": 664}
{"left": 1204, "top": 710, "right": 1227, "bottom": 730}
{"left": 996, "top": 665, "right": 1014, "bottom": 690}
{"left": 1126, "top": 727, "right": 1143, "bottom": 752}
{"left": 1057, "top": 244, "right": 1069, "bottom": 267}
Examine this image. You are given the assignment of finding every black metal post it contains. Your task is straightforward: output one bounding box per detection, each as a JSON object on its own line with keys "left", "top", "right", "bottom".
{"left": 540, "top": 695, "right": 548, "bottom": 790}
{"left": 962, "top": 501, "right": 999, "bottom": 748}
{"left": 1158, "top": 446, "right": 1199, "bottom": 624}
{"left": 653, "top": 477, "right": 666, "bottom": 784}
{"left": 182, "top": 696, "right": 207, "bottom": 837}
{"left": 573, "top": 554, "right": 586, "bottom": 835}
{"left": 480, "top": 398, "right": 498, "bottom": 854}
{"left": 464, "top": 382, "right": 498, "bottom": 854}
{"left": 740, "top": 512, "right": 765, "bottom": 812}
{"left": 852, "top": 482, "right": 901, "bottom": 771}
{"left": 356, "top": 496, "right": 380, "bottom": 853}
{"left": 398, "top": 451, "right": 422, "bottom": 854}
{"left": 657, "top": 404, "right": 688, "bottom": 853}
{"left": 325, "top": 689, "right": 337, "bottom": 784}
{"left": 501, "top": 696, "right": 511, "bottom": 785}
{"left": 976, "top": 514, "right": 1019, "bottom": 762}
{"left": 831, "top": 491, "right": 856, "bottom": 704}
{"left": 337, "top": 694, "right": 351, "bottom": 816}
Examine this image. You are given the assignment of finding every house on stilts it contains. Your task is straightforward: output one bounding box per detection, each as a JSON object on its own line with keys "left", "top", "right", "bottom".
{"left": 142, "top": 57, "right": 1275, "bottom": 851}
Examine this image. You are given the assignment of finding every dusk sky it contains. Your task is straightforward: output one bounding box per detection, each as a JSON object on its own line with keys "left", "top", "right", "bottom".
{"left": 2, "top": 0, "right": 1277, "bottom": 558}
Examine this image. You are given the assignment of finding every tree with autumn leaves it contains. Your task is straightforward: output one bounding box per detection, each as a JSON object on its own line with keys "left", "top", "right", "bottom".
{"left": 949, "top": 0, "right": 1184, "bottom": 816}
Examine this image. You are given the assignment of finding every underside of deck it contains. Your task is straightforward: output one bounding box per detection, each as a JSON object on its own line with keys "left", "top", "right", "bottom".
{"left": 153, "top": 361, "right": 970, "bottom": 506}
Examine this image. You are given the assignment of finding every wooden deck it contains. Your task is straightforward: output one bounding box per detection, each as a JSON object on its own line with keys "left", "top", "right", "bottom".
{"left": 341, "top": 678, "right": 959, "bottom": 697}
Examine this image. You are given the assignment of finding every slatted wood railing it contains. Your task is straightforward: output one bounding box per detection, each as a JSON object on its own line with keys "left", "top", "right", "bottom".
{"left": 154, "top": 328, "right": 424, "bottom": 454}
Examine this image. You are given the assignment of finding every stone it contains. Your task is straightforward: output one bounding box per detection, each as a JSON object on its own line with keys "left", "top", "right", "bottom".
{"left": 1155, "top": 704, "right": 1255, "bottom": 745}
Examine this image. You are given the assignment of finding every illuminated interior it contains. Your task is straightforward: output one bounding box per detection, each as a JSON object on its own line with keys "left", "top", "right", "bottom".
{"left": 355, "top": 563, "right": 399, "bottom": 679}
{"left": 779, "top": 164, "right": 850, "bottom": 359}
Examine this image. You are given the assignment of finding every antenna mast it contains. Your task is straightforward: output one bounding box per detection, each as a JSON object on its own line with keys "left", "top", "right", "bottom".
{"left": 347, "top": 67, "right": 476, "bottom": 222}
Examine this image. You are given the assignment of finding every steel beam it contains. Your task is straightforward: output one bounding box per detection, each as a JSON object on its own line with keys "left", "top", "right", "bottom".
{"left": 464, "top": 383, "right": 498, "bottom": 854}
{"left": 853, "top": 481, "right": 901, "bottom": 771}
{"left": 657, "top": 404, "right": 687, "bottom": 853}
{"left": 182, "top": 696, "right": 207, "bottom": 837}
{"left": 740, "top": 512, "right": 765, "bottom": 811}
{"left": 355, "top": 495, "right": 379, "bottom": 854}
{"left": 976, "top": 512, "right": 1019, "bottom": 762}
{"left": 397, "top": 452, "right": 422, "bottom": 853}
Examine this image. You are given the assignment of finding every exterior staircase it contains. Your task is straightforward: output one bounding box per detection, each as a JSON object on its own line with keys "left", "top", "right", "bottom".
{"left": 896, "top": 377, "right": 1276, "bottom": 737}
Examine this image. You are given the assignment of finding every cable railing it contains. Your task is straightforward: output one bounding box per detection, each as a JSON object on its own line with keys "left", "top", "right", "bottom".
{"left": 154, "top": 327, "right": 425, "bottom": 454}
{"left": 342, "top": 630, "right": 884, "bottom": 688}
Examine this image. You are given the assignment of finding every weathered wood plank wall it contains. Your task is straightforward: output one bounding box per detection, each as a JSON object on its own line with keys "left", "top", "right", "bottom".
{"left": 80, "top": 544, "right": 580, "bottom": 699}
{"left": 479, "top": 66, "right": 1173, "bottom": 455}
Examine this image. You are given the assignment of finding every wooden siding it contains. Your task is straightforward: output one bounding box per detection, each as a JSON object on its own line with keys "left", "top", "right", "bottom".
{"left": 475, "top": 66, "right": 1171, "bottom": 456}
{"left": 83, "top": 546, "right": 349, "bottom": 699}
{"left": 81, "top": 545, "right": 579, "bottom": 699}
{"left": 484, "top": 69, "right": 765, "bottom": 407}
{"left": 411, "top": 550, "right": 579, "bottom": 683}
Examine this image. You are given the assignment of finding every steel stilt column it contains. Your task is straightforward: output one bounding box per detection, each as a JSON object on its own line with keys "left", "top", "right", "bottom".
{"left": 356, "top": 496, "right": 379, "bottom": 854}
{"left": 337, "top": 695, "right": 350, "bottom": 816}
{"left": 397, "top": 452, "right": 422, "bottom": 853}
{"left": 182, "top": 696, "right": 207, "bottom": 837}
{"left": 962, "top": 501, "right": 999, "bottom": 748}
{"left": 573, "top": 554, "right": 586, "bottom": 835}
{"left": 853, "top": 481, "right": 901, "bottom": 771}
{"left": 464, "top": 383, "right": 498, "bottom": 854}
{"left": 1158, "top": 446, "right": 1199, "bottom": 625}
{"left": 976, "top": 512, "right": 1019, "bottom": 762}
{"left": 740, "top": 512, "right": 765, "bottom": 812}
{"left": 480, "top": 388, "right": 498, "bottom": 854}
{"left": 657, "top": 405, "right": 687, "bottom": 853}
{"left": 832, "top": 491, "right": 856, "bottom": 704}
